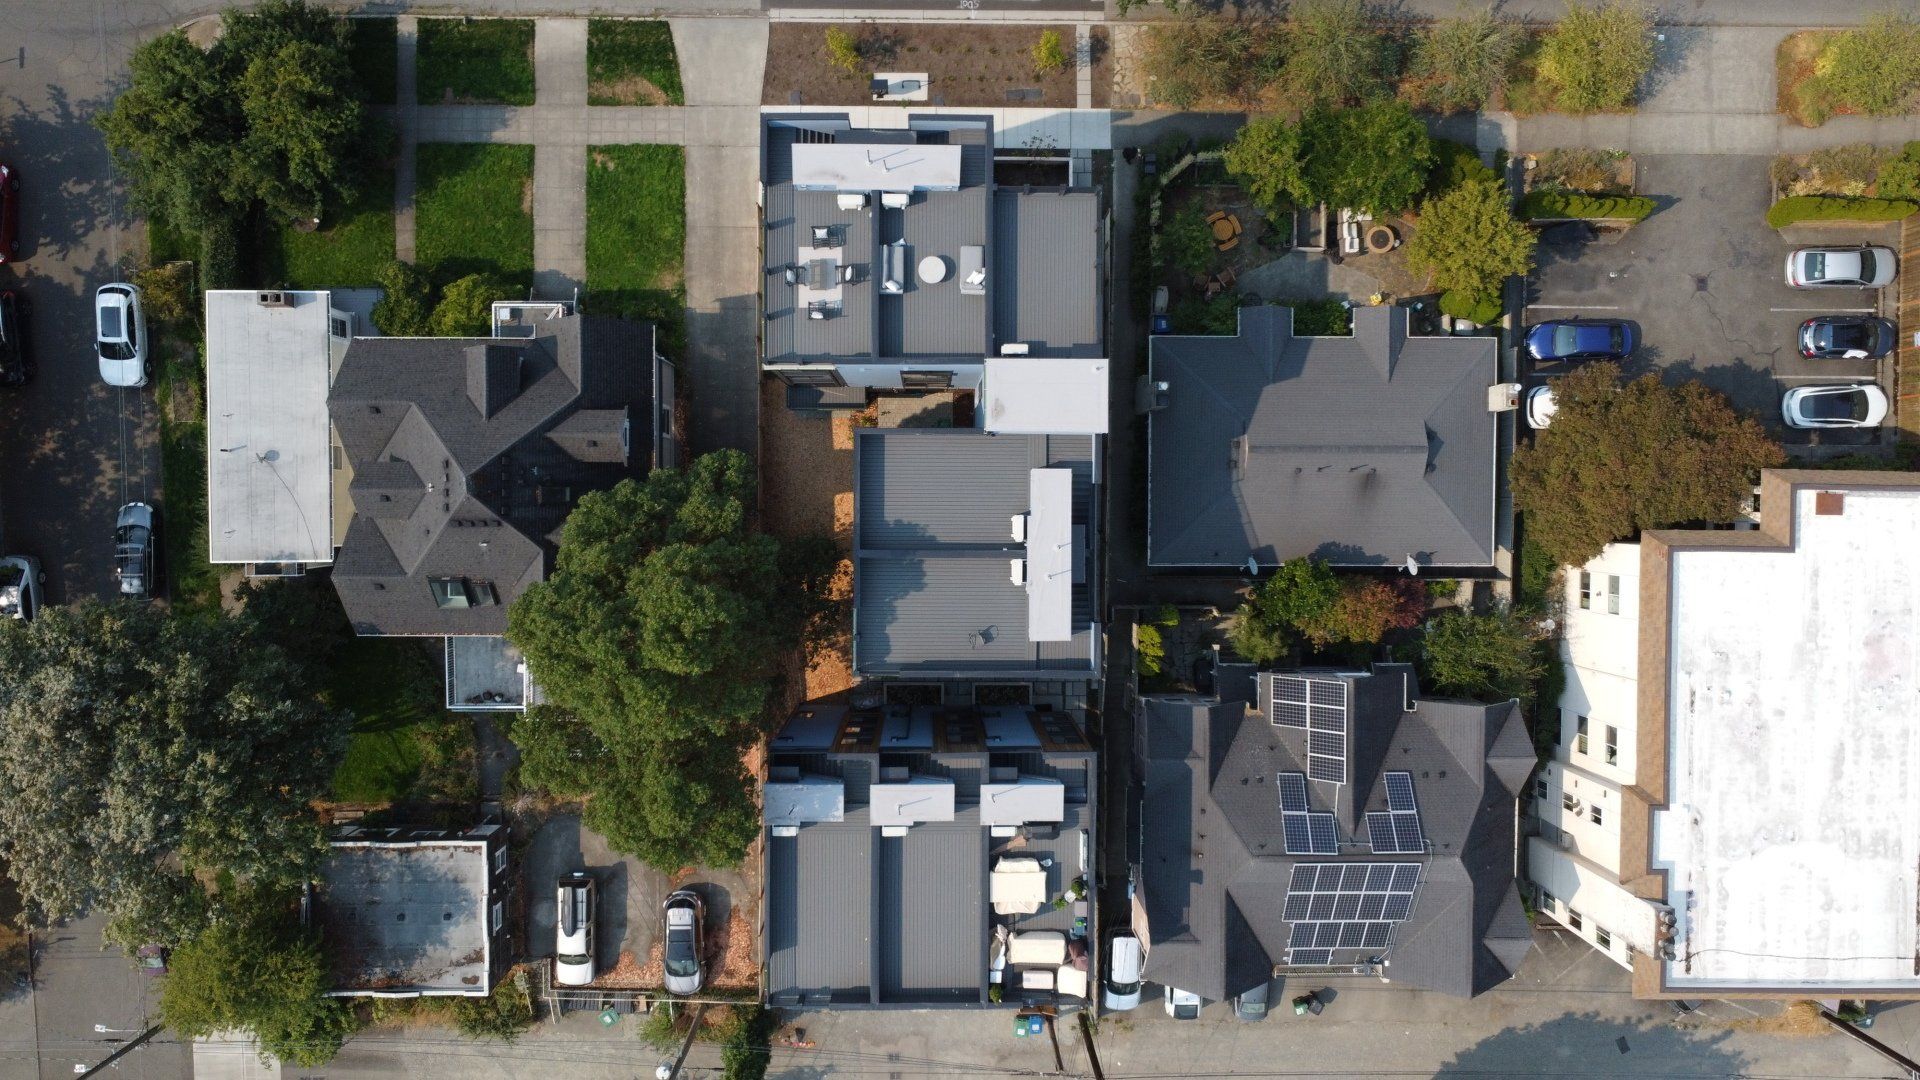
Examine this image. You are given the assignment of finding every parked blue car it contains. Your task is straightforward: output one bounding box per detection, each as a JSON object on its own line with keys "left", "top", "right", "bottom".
{"left": 1524, "top": 319, "right": 1637, "bottom": 362}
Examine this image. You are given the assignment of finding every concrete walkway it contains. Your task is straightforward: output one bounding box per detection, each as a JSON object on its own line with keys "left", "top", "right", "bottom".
{"left": 670, "top": 17, "right": 771, "bottom": 460}
{"left": 533, "top": 19, "right": 589, "bottom": 299}
{"left": 394, "top": 16, "right": 419, "bottom": 262}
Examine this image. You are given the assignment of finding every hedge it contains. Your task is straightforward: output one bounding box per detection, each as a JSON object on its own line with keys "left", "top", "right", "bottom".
{"left": 1439, "top": 289, "right": 1503, "bottom": 325}
{"left": 1765, "top": 195, "right": 1919, "bottom": 229}
{"left": 1518, "top": 190, "right": 1656, "bottom": 221}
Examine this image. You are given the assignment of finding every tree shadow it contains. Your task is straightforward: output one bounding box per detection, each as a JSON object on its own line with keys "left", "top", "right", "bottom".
{"left": 1636, "top": 20, "right": 1706, "bottom": 108}
{"left": 1434, "top": 1011, "right": 1750, "bottom": 1078}
{"left": 0, "top": 84, "right": 131, "bottom": 264}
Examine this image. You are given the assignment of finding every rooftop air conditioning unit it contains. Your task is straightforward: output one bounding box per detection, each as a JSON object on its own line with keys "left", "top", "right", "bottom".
{"left": 256, "top": 290, "right": 290, "bottom": 308}
{"left": 771, "top": 825, "right": 799, "bottom": 838}
{"left": 1000, "top": 343, "right": 1031, "bottom": 356}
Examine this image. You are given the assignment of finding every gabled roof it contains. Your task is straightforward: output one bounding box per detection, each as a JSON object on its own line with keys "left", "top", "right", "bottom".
{"left": 328, "top": 315, "right": 655, "bottom": 636}
{"left": 1136, "top": 666, "right": 1529, "bottom": 1001}
{"left": 1148, "top": 306, "right": 1497, "bottom": 568}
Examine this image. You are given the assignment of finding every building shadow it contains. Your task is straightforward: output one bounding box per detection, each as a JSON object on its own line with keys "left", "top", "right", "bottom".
{"left": 1434, "top": 1011, "right": 1749, "bottom": 1078}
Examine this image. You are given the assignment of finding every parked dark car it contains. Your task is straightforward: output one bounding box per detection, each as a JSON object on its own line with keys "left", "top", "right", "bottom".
{"left": 0, "top": 163, "right": 16, "bottom": 264}
{"left": 1524, "top": 319, "right": 1637, "bottom": 362}
{"left": 0, "top": 291, "right": 31, "bottom": 386}
{"left": 1798, "top": 315, "right": 1897, "bottom": 359}
{"left": 114, "top": 502, "right": 156, "bottom": 600}
{"left": 136, "top": 944, "right": 168, "bottom": 977}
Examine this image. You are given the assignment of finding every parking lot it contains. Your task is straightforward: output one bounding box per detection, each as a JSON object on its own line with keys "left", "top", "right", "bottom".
{"left": 1525, "top": 155, "right": 1897, "bottom": 449}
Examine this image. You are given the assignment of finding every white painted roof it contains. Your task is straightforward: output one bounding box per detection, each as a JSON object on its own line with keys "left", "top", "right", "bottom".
{"left": 980, "top": 777, "right": 1066, "bottom": 826}
{"left": 204, "top": 290, "right": 334, "bottom": 564}
{"left": 791, "top": 142, "right": 962, "bottom": 192}
{"left": 1026, "top": 468, "right": 1074, "bottom": 642}
{"left": 1654, "top": 485, "right": 1920, "bottom": 989}
{"left": 870, "top": 776, "right": 957, "bottom": 826}
{"left": 983, "top": 358, "right": 1110, "bottom": 435}
{"left": 764, "top": 776, "right": 846, "bottom": 826}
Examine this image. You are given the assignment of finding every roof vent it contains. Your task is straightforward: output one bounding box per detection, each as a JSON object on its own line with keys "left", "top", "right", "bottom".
{"left": 256, "top": 290, "right": 290, "bottom": 308}
{"left": 1815, "top": 491, "right": 1845, "bottom": 516}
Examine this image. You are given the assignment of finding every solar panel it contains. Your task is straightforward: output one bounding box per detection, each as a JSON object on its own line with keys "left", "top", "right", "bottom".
{"left": 1290, "top": 864, "right": 1318, "bottom": 891}
{"left": 1273, "top": 700, "right": 1310, "bottom": 728}
{"left": 1270, "top": 675, "right": 1310, "bottom": 728}
{"left": 1283, "top": 814, "right": 1312, "bottom": 854}
{"left": 1332, "top": 894, "right": 1361, "bottom": 920}
{"left": 1307, "top": 756, "right": 1344, "bottom": 783}
{"left": 1310, "top": 680, "right": 1346, "bottom": 707}
{"left": 1308, "top": 729, "right": 1346, "bottom": 757}
{"left": 1315, "top": 923, "right": 1342, "bottom": 948}
{"left": 1342, "top": 864, "right": 1372, "bottom": 891}
{"left": 1281, "top": 862, "right": 1425, "bottom": 965}
{"left": 1393, "top": 813, "right": 1424, "bottom": 852}
{"left": 1289, "top": 676, "right": 1347, "bottom": 785}
{"left": 1358, "top": 894, "right": 1386, "bottom": 920}
{"left": 1292, "top": 949, "right": 1332, "bottom": 965}
{"left": 1365, "top": 864, "right": 1396, "bottom": 891}
{"left": 1308, "top": 814, "right": 1338, "bottom": 853}
{"left": 1383, "top": 895, "right": 1413, "bottom": 921}
{"left": 1274, "top": 675, "right": 1310, "bottom": 702}
{"left": 1391, "top": 864, "right": 1421, "bottom": 891}
{"left": 1338, "top": 922, "right": 1366, "bottom": 948}
{"left": 1283, "top": 894, "right": 1311, "bottom": 921}
{"left": 1278, "top": 772, "right": 1309, "bottom": 812}
{"left": 1308, "top": 895, "right": 1336, "bottom": 920}
{"left": 1362, "top": 923, "right": 1392, "bottom": 949}
{"left": 1366, "top": 813, "right": 1397, "bottom": 852}
{"left": 1290, "top": 923, "right": 1315, "bottom": 949}
{"left": 1384, "top": 772, "right": 1416, "bottom": 812}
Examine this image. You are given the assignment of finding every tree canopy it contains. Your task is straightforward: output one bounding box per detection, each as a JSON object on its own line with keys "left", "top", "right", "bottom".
{"left": 1223, "top": 118, "right": 1309, "bottom": 211}
{"left": 1421, "top": 605, "right": 1546, "bottom": 702}
{"left": 507, "top": 451, "right": 834, "bottom": 869}
{"left": 97, "top": 0, "right": 371, "bottom": 233}
{"left": 1405, "top": 173, "right": 1536, "bottom": 306}
{"left": 0, "top": 601, "right": 349, "bottom": 945}
{"left": 1229, "top": 558, "right": 1427, "bottom": 663}
{"left": 1537, "top": 0, "right": 1656, "bottom": 114}
{"left": 1224, "top": 103, "right": 1432, "bottom": 216}
{"left": 1510, "top": 362, "right": 1785, "bottom": 567}
{"left": 159, "top": 888, "right": 354, "bottom": 1066}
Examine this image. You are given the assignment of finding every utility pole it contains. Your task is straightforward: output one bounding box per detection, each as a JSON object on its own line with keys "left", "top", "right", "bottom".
{"left": 662, "top": 1002, "right": 708, "bottom": 1080}
{"left": 74, "top": 1024, "right": 162, "bottom": 1079}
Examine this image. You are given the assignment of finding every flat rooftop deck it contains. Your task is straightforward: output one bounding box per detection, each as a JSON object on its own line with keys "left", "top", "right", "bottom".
{"left": 317, "top": 842, "right": 491, "bottom": 994}
{"left": 1655, "top": 485, "right": 1920, "bottom": 989}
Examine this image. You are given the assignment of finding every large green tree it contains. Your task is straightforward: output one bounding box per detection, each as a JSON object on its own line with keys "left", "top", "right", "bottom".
{"left": 1298, "top": 102, "right": 1434, "bottom": 215}
{"left": 1511, "top": 362, "right": 1785, "bottom": 567}
{"left": 1421, "top": 605, "right": 1546, "bottom": 702}
{"left": 159, "top": 888, "right": 355, "bottom": 1066}
{"left": 1404, "top": 173, "right": 1535, "bottom": 306}
{"left": 98, "top": 0, "right": 370, "bottom": 232}
{"left": 507, "top": 451, "right": 833, "bottom": 869}
{"left": 0, "top": 602, "right": 349, "bottom": 946}
{"left": 1223, "top": 117, "right": 1309, "bottom": 211}
{"left": 1537, "top": 0, "right": 1656, "bottom": 113}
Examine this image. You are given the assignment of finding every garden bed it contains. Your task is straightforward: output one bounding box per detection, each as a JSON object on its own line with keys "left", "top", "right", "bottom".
{"left": 415, "top": 143, "right": 534, "bottom": 286}
{"left": 416, "top": 18, "right": 535, "bottom": 106}
{"left": 588, "top": 19, "right": 684, "bottom": 105}
{"left": 585, "top": 145, "right": 686, "bottom": 351}
{"left": 761, "top": 22, "right": 1107, "bottom": 108}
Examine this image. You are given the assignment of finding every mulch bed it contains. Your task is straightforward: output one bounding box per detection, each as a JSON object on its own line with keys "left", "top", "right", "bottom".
{"left": 763, "top": 23, "right": 1108, "bottom": 109}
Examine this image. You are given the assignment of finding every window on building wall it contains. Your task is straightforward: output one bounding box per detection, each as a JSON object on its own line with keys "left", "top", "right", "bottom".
{"left": 901, "top": 370, "right": 954, "bottom": 388}
{"left": 1536, "top": 886, "right": 1556, "bottom": 913}
{"left": 1576, "top": 715, "right": 1589, "bottom": 755}
{"left": 1595, "top": 926, "right": 1612, "bottom": 950}
{"left": 1562, "top": 792, "right": 1578, "bottom": 814}
{"left": 780, "top": 367, "right": 846, "bottom": 387}
{"left": 1589, "top": 803, "right": 1604, "bottom": 826}
{"left": 1605, "top": 725, "right": 1619, "bottom": 766}
{"left": 1534, "top": 774, "right": 1549, "bottom": 802}
{"left": 1567, "top": 910, "right": 1583, "bottom": 932}
{"left": 1579, "top": 571, "right": 1593, "bottom": 609}
{"left": 1607, "top": 574, "right": 1621, "bottom": 614}
{"left": 492, "top": 846, "right": 507, "bottom": 875}
{"left": 490, "top": 902, "right": 503, "bottom": 933}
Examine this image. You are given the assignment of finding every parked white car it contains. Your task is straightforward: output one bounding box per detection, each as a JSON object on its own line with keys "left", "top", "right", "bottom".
{"left": 554, "top": 872, "right": 596, "bottom": 987}
{"left": 1782, "top": 383, "right": 1889, "bottom": 429}
{"left": 94, "top": 283, "right": 148, "bottom": 387}
{"left": 1164, "top": 985, "right": 1202, "bottom": 1020}
{"left": 1524, "top": 385, "right": 1558, "bottom": 429}
{"left": 1784, "top": 246, "right": 1896, "bottom": 289}
{"left": 1102, "top": 932, "right": 1144, "bottom": 1011}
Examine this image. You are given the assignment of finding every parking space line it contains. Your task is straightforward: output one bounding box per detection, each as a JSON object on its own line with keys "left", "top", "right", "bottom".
{"left": 1769, "top": 307, "right": 1877, "bottom": 313}
{"left": 1526, "top": 304, "right": 1622, "bottom": 310}
{"left": 1775, "top": 374, "right": 1877, "bottom": 382}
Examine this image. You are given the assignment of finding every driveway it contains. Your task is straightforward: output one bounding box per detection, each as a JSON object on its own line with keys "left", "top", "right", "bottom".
{"left": 1524, "top": 155, "right": 1896, "bottom": 449}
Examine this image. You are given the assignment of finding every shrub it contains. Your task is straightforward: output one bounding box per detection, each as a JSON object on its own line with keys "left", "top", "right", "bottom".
{"left": 1229, "top": 557, "right": 1341, "bottom": 664}
{"left": 1161, "top": 201, "right": 1217, "bottom": 277}
{"left": 198, "top": 215, "right": 243, "bottom": 291}
{"left": 1299, "top": 101, "right": 1434, "bottom": 215}
{"left": 1428, "top": 139, "right": 1497, "bottom": 196}
{"left": 1281, "top": 298, "right": 1352, "bottom": 336}
{"left": 429, "top": 272, "right": 509, "bottom": 336}
{"left": 1813, "top": 12, "right": 1920, "bottom": 117}
{"left": 1318, "top": 576, "right": 1428, "bottom": 646}
{"left": 1032, "top": 29, "right": 1068, "bottom": 75}
{"left": 719, "top": 1004, "right": 776, "bottom": 1080}
{"left": 1407, "top": 173, "right": 1535, "bottom": 300}
{"left": 1530, "top": 147, "right": 1624, "bottom": 193}
{"left": 1518, "top": 191, "right": 1655, "bottom": 220}
{"left": 1140, "top": 14, "right": 1262, "bottom": 108}
{"left": 1224, "top": 117, "right": 1310, "bottom": 212}
{"left": 451, "top": 979, "right": 534, "bottom": 1043}
{"left": 1877, "top": 142, "right": 1920, "bottom": 201}
{"left": 1439, "top": 289, "right": 1503, "bottom": 324}
{"left": 132, "top": 262, "right": 198, "bottom": 325}
{"left": 1281, "top": 0, "right": 1399, "bottom": 109}
{"left": 372, "top": 259, "right": 435, "bottom": 336}
{"left": 824, "top": 26, "right": 861, "bottom": 73}
{"left": 1537, "top": 0, "right": 1655, "bottom": 113}
{"left": 1170, "top": 293, "right": 1243, "bottom": 335}
{"left": 1799, "top": 143, "right": 1889, "bottom": 196}
{"left": 1135, "top": 623, "right": 1165, "bottom": 679}
{"left": 1764, "top": 195, "right": 1919, "bottom": 229}
{"left": 1409, "top": 7, "right": 1521, "bottom": 111}
{"left": 1421, "top": 604, "right": 1546, "bottom": 702}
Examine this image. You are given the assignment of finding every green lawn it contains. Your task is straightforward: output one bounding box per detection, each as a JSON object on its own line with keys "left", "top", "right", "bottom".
{"left": 416, "top": 18, "right": 535, "bottom": 106}
{"left": 328, "top": 638, "right": 478, "bottom": 804}
{"left": 349, "top": 17, "right": 398, "bottom": 105}
{"left": 155, "top": 339, "right": 219, "bottom": 614}
{"left": 415, "top": 143, "right": 534, "bottom": 287}
{"left": 587, "top": 20, "right": 685, "bottom": 105}
{"left": 265, "top": 168, "right": 395, "bottom": 289}
{"left": 585, "top": 144, "right": 685, "bottom": 350}
{"left": 146, "top": 215, "right": 194, "bottom": 266}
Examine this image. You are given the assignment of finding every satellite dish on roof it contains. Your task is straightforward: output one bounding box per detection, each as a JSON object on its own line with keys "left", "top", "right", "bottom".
{"left": 1403, "top": 554, "right": 1420, "bottom": 576}
{"left": 1244, "top": 556, "right": 1259, "bottom": 578}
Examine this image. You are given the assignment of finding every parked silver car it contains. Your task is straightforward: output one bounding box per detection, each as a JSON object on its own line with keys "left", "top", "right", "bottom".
{"left": 1784, "top": 245, "right": 1896, "bottom": 289}
{"left": 114, "top": 502, "right": 156, "bottom": 600}
{"left": 554, "top": 872, "right": 597, "bottom": 987}
{"left": 662, "top": 889, "right": 705, "bottom": 996}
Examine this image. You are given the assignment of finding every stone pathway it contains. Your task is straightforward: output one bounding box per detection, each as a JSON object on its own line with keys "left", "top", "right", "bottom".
{"left": 386, "top": 15, "right": 764, "bottom": 459}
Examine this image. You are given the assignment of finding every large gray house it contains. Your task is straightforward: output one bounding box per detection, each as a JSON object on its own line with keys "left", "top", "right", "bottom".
{"left": 1134, "top": 663, "right": 1534, "bottom": 1002}
{"left": 1147, "top": 305, "right": 1499, "bottom": 570}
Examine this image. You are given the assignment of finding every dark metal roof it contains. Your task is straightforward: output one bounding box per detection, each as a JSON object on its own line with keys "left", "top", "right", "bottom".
{"left": 1147, "top": 306, "right": 1497, "bottom": 568}
{"left": 851, "top": 429, "right": 1098, "bottom": 677}
{"left": 992, "top": 189, "right": 1102, "bottom": 357}
{"left": 328, "top": 315, "right": 656, "bottom": 636}
{"left": 1136, "top": 666, "right": 1528, "bottom": 1001}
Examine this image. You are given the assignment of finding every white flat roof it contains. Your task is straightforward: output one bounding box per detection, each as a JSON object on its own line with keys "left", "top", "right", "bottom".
{"left": 980, "top": 777, "right": 1066, "bottom": 826}
{"left": 204, "top": 290, "right": 334, "bottom": 564}
{"left": 983, "top": 358, "right": 1109, "bottom": 435}
{"left": 1655, "top": 486, "right": 1920, "bottom": 989}
{"left": 1026, "top": 467, "right": 1075, "bottom": 642}
{"left": 791, "top": 142, "right": 962, "bottom": 192}
{"left": 870, "top": 777, "right": 957, "bottom": 826}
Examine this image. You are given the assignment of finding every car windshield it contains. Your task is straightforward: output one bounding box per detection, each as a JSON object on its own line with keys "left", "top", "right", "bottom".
{"left": 1174, "top": 1003, "right": 1199, "bottom": 1019}
{"left": 1108, "top": 978, "right": 1141, "bottom": 996}
{"left": 557, "top": 952, "right": 591, "bottom": 966}
{"left": 1859, "top": 251, "right": 1877, "bottom": 280}
{"left": 99, "top": 339, "right": 135, "bottom": 362}
{"left": 1552, "top": 325, "right": 1579, "bottom": 353}
{"left": 1805, "top": 389, "right": 1866, "bottom": 421}
{"left": 665, "top": 927, "right": 698, "bottom": 977}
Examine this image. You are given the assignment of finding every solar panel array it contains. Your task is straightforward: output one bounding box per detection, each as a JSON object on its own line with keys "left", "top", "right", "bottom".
{"left": 1278, "top": 771, "right": 1337, "bottom": 855}
{"left": 1367, "top": 772, "right": 1426, "bottom": 854}
{"left": 1269, "top": 675, "right": 1311, "bottom": 728}
{"left": 1282, "top": 862, "right": 1422, "bottom": 966}
{"left": 1306, "top": 679, "right": 1349, "bottom": 783}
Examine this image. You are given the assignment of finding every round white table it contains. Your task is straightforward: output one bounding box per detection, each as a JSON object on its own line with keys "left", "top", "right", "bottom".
{"left": 918, "top": 255, "right": 949, "bottom": 284}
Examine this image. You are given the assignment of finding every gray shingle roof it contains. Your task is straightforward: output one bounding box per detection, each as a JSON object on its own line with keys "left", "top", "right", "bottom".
{"left": 1148, "top": 306, "right": 1497, "bottom": 568}
{"left": 328, "top": 315, "right": 655, "bottom": 636}
{"left": 852, "top": 429, "right": 1098, "bottom": 677}
{"left": 1136, "top": 666, "right": 1528, "bottom": 1001}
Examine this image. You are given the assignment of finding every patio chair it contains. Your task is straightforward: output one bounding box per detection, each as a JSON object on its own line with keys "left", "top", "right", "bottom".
{"left": 811, "top": 225, "right": 838, "bottom": 247}
{"left": 1217, "top": 266, "right": 1238, "bottom": 288}
{"left": 782, "top": 265, "right": 798, "bottom": 285}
